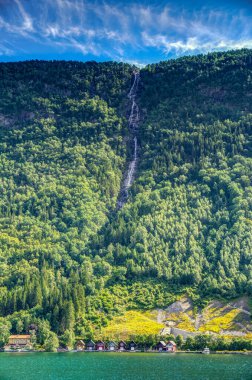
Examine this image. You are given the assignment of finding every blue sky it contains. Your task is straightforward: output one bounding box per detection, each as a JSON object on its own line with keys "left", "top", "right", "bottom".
{"left": 0, "top": 0, "right": 252, "bottom": 65}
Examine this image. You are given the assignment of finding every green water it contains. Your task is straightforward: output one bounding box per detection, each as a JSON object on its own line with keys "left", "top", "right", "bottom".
{"left": 0, "top": 352, "right": 252, "bottom": 380}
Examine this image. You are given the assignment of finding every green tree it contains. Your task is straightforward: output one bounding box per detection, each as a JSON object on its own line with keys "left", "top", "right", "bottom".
{"left": 175, "top": 335, "right": 184, "bottom": 349}
{"left": 16, "top": 319, "right": 24, "bottom": 334}
{"left": 0, "top": 319, "right": 11, "bottom": 348}
{"left": 44, "top": 332, "right": 59, "bottom": 352}
{"left": 60, "top": 329, "right": 75, "bottom": 350}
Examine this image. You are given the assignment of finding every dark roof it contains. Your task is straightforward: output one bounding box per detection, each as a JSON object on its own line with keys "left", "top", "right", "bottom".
{"left": 86, "top": 340, "right": 95, "bottom": 346}
{"left": 108, "top": 341, "right": 116, "bottom": 345}
{"left": 96, "top": 341, "right": 105, "bottom": 345}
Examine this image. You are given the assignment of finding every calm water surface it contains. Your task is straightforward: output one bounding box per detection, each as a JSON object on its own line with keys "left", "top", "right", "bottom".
{"left": 0, "top": 352, "right": 252, "bottom": 380}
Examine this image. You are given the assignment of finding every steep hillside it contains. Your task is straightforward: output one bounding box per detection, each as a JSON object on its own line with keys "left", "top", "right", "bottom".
{"left": 0, "top": 60, "right": 133, "bottom": 339}
{"left": 96, "top": 49, "right": 252, "bottom": 297}
{"left": 0, "top": 50, "right": 252, "bottom": 347}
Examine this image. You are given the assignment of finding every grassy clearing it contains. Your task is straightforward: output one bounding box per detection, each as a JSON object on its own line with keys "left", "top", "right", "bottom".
{"left": 98, "top": 310, "right": 163, "bottom": 340}
{"left": 199, "top": 309, "right": 240, "bottom": 333}
{"left": 167, "top": 312, "right": 196, "bottom": 332}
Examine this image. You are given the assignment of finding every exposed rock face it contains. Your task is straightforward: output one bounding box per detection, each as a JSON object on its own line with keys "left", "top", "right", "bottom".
{"left": 165, "top": 297, "right": 192, "bottom": 314}
{"left": 0, "top": 112, "right": 35, "bottom": 127}
{"left": 221, "top": 331, "right": 246, "bottom": 336}
{"left": 0, "top": 113, "right": 14, "bottom": 127}
{"left": 156, "top": 296, "right": 252, "bottom": 337}
{"left": 170, "top": 327, "right": 198, "bottom": 339}
{"left": 160, "top": 327, "right": 171, "bottom": 336}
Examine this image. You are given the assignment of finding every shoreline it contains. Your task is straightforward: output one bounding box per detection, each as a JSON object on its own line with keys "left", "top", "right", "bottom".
{"left": 1, "top": 350, "right": 252, "bottom": 355}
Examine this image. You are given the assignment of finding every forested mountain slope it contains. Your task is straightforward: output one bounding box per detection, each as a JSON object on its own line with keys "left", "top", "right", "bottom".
{"left": 96, "top": 50, "right": 252, "bottom": 297}
{"left": 0, "top": 60, "right": 134, "bottom": 337}
{"left": 0, "top": 50, "right": 252, "bottom": 343}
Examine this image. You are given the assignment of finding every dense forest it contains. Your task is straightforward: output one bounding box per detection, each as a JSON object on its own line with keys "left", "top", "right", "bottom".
{"left": 0, "top": 50, "right": 252, "bottom": 348}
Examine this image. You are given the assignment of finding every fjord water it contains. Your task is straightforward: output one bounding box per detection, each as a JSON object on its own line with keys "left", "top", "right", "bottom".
{"left": 0, "top": 353, "right": 252, "bottom": 380}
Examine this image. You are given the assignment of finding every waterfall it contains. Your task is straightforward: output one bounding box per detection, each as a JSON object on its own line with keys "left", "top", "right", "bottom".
{"left": 125, "top": 136, "right": 137, "bottom": 189}
{"left": 117, "top": 72, "right": 140, "bottom": 209}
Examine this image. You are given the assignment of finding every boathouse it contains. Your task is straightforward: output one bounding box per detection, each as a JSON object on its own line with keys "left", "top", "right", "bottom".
{"left": 166, "top": 341, "right": 177, "bottom": 352}
{"left": 7, "top": 335, "right": 31, "bottom": 348}
{"left": 96, "top": 341, "right": 105, "bottom": 351}
{"left": 107, "top": 341, "right": 116, "bottom": 351}
{"left": 86, "top": 340, "right": 95, "bottom": 351}
{"left": 75, "top": 340, "right": 85, "bottom": 351}
{"left": 128, "top": 341, "right": 137, "bottom": 351}
{"left": 156, "top": 341, "right": 167, "bottom": 351}
{"left": 118, "top": 341, "right": 127, "bottom": 351}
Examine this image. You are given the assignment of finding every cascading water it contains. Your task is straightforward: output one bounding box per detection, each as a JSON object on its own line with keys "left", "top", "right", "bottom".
{"left": 117, "top": 72, "right": 140, "bottom": 209}
{"left": 124, "top": 136, "right": 137, "bottom": 189}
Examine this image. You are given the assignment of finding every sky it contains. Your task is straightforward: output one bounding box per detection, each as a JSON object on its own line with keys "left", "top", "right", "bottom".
{"left": 0, "top": 0, "right": 252, "bottom": 65}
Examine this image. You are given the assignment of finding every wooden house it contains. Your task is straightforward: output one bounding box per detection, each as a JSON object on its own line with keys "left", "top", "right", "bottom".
{"left": 128, "top": 341, "right": 137, "bottom": 351}
{"left": 166, "top": 341, "right": 177, "bottom": 352}
{"left": 86, "top": 340, "right": 95, "bottom": 351}
{"left": 96, "top": 341, "right": 105, "bottom": 351}
{"left": 118, "top": 341, "right": 127, "bottom": 351}
{"left": 75, "top": 340, "right": 85, "bottom": 351}
{"left": 7, "top": 335, "right": 31, "bottom": 349}
{"left": 156, "top": 341, "right": 166, "bottom": 352}
{"left": 107, "top": 341, "right": 117, "bottom": 351}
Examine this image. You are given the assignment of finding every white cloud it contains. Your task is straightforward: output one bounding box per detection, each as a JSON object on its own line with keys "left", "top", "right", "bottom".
{"left": 122, "top": 59, "right": 147, "bottom": 68}
{"left": 69, "top": 38, "right": 100, "bottom": 55}
{"left": 142, "top": 32, "right": 252, "bottom": 56}
{"left": 14, "top": 0, "right": 34, "bottom": 32}
{"left": 216, "top": 39, "right": 252, "bottom": 50}
{"left": 0, "top": 1, "right": 252, "bottom": 60}
{"left": 45, "top": 25, "right": 60, "bottom": 38}
{"left": 0, "top": 44, "right": 14, "bottom": 56}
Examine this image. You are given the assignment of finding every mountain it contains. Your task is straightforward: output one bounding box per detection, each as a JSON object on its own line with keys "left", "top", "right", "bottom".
{"left": 0, "top": 50, "right": 252, "bottom": 347}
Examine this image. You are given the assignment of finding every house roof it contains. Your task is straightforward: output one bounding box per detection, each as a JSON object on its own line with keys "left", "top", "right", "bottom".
{"left": 96, "top": 341, "right": 105, "bottom": 344}
{"left": 118, "top": 341, "right": 126, "bottom": 344}
{"left": 87, "top": 340, "right": 95, "bottom": 345}
{"left": 158, "top": 341, "right": 166, "bottom": 346}
{"left": 76, "top": 340, "right": 85, "bottom": 344}
{"left": 9, "top": 335, "right": 30, "bottom": 339}
{"left": 167, "top": 341, "right": 176, "bottom": 346}
{"left": 108, "top": 341, "right": 116, "bottom": 345}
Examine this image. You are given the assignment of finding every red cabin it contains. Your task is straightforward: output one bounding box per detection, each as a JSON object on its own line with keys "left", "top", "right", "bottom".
{"left": 166, "top": 341, "right": 177, "bottom": 352}
{"left": 96, "top": 341, "right": 105, "bottom": 351}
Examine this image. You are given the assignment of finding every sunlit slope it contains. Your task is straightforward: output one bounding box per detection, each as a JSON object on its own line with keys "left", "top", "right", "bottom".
{"left": 99, "top": 311, "right": 163, "bottom": 339}
{"left": 94, "top": 296, "right": 252, "bottom": 340}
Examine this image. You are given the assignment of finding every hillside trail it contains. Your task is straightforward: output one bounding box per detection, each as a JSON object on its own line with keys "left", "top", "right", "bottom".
{"left": 117, "top": 71, "right": 140, "bottom": 209}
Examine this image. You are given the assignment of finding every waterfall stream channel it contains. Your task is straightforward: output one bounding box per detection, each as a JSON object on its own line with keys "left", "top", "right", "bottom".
{"left": 117, "top": 71, "right": 140, "bottom": 209}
